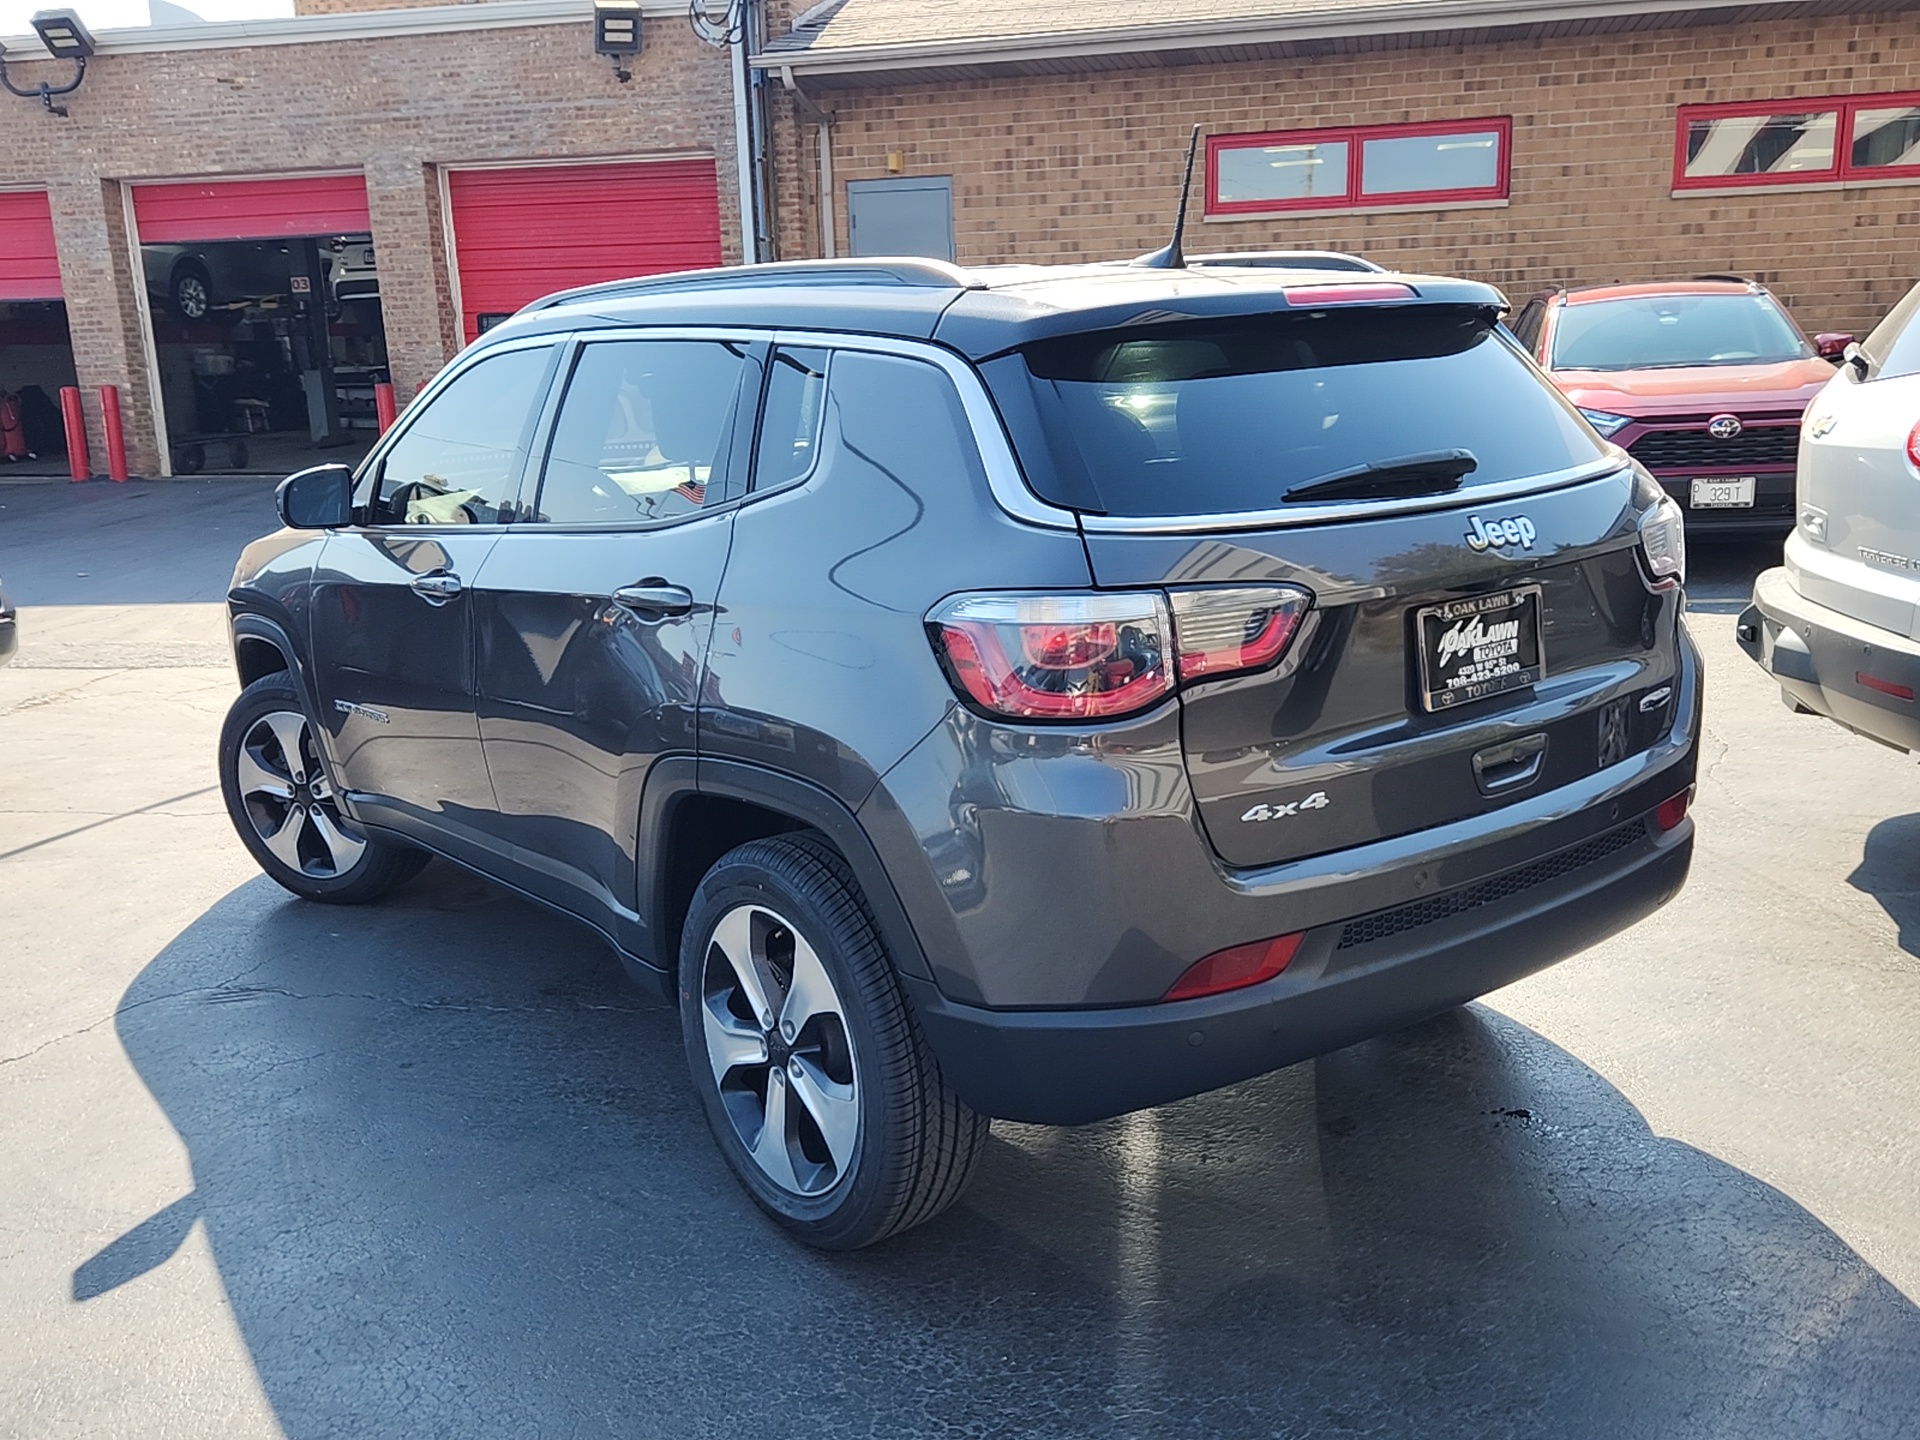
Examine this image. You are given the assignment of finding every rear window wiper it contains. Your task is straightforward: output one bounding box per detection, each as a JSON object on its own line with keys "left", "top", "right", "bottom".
{"left": 1283, "top": 449, "right": 1478, "bottom": 503}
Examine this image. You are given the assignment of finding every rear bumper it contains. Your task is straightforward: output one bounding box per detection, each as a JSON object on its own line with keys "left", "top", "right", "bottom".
{"left": 1739, "top": 565, "right": 1920, "bottom": 753}
{"left": 913, "top": 813, "right": 1691, "bottom": 1125}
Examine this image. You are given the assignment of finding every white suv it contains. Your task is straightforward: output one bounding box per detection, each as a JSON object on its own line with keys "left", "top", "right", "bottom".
{"left": 1740, "top": 281, "right": 1920, "bottom": 750}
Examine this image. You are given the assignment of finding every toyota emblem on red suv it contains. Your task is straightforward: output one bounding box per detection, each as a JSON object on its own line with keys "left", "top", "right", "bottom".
{"left": 1708, "top": 413, "right": 1744, "bottom": 440}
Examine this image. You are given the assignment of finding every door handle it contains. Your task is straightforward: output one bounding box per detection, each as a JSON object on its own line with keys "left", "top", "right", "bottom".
{"left": 612, "top": 583, "right": 695, "bottom": 618}
{"left": 410, "top": 572, "right": 464, "bottom": 603}
{"left": 1472, "top": 733, "right": 1547, "bottom": 796}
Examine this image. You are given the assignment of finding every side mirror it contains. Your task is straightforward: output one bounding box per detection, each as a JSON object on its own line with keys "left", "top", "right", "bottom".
{"left": 276, "top": 463, "right": 354, "bottom": 530}
{"left": 1815, "top": 331, "right": 1855, "bottom": 361}
{"left": 1841, "top": 341, "right": 1871, "bottom": 378}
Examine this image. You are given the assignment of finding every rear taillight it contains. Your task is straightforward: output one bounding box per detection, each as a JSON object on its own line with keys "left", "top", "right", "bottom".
{"left": 1165, "top": 933, "right": 1304, "bottom": 1001}
{"left": 929, "top": 593, "right": 1174, "bottom": 721}
{"left": 1638, "top": 494, "right": 1686, "bottom": 591}
{"left": 1653, "top": 787, "right": 1692, "bottom": 832}
{"left": 1170, "top": 586, "right": 1313, "bottom": 682}
{"left": 1905, "top": 420, "right": 1920, "bottom": 473}
{"left": 929, "top": 586, "right": 1313, "bottom": 722}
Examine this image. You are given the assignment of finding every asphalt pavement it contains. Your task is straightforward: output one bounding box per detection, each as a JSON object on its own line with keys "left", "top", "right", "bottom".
{"left": 3, "top": 480, "right": 1919, "bottom": 1438}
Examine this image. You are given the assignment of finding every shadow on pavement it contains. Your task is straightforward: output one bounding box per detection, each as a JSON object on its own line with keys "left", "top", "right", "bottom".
{"left": 1849, "top": 813, "right": 1920, "bottom": 960}
{"left": 89, "top": 865, "right": 1920, "bottom": 1439}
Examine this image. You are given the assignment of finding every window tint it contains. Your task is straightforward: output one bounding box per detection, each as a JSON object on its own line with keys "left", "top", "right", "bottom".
{"left": 752, "top": 347, "right": 830, "bottom": 490}
{"left": 1862, "top": 281, "right": 1920, "bottom": 382}
{"left": 375, "top": 347, "right": 551, "bottom": 524}
{"left": 533, "top": 339, "right": 749, "bottom": 525}
{"left": 1012, "top": 308, "right": 1603, "bottom": 519}
{"left": 1550, "top": 293, "right": 1810, "bottom": 371}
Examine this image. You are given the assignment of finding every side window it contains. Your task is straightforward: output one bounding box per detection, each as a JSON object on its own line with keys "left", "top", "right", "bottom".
{"left": 374, "top": 347, "right": 552, "bottom": 525}
{"left": 532, "top": 339, "right": 750, "bottom": 525}
{"left": 750, "top": 347, "right": 830, "bottom": 491}
{"left": 1509, "top": 299, "right": 1547, "bottom": 356}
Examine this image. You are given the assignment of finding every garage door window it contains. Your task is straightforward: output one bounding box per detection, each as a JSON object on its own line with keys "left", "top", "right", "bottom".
{"left": 533, "top": 339, "right": 751, "bottom": 525}
{"left": 374, "top": 346, "right": 553, "bottom": 525}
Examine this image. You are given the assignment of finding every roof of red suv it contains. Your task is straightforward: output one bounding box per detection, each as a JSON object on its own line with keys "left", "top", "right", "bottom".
{"left": 1559, "top": 280, "right": 1753, "bottom": 305}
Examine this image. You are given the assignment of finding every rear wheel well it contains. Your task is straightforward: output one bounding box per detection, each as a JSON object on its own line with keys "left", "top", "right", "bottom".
{"left": 659, "top": 794, "right": 815, "bottom": 965}
{"left": 234, "top": 635, "right": 291, "bottom": 689}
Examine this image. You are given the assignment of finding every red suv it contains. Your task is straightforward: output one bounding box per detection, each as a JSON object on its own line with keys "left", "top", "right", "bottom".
{"left": 1509, "top": 280, "right": 1850, "bottom": 531}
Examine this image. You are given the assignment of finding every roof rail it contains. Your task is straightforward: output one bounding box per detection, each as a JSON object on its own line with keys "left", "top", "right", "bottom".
{"left": 1187, "top": 249, "right": 1383, "bottom": 274}
{"left": 519, "top": 257, "right": 984, "bottom": 315}
{"left": 1691, "top": 272, "right": 1753, "bottom": 286}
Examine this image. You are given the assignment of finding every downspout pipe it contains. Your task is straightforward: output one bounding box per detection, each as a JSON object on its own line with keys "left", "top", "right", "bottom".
{"left": 731, "top": 3, "right": 758, "bottom": 262}
{"left": 780, "top": 66, "right": 835, "bottom": 259}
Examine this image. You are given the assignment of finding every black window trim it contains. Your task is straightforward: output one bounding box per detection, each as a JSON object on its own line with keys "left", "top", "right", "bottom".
{"left": 745, "top": 344, "right": 834, "bottom": 498}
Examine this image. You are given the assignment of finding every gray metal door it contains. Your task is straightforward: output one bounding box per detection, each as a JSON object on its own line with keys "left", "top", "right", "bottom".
{"left": 846, "top": 177, "right": 955, "bottom": 261}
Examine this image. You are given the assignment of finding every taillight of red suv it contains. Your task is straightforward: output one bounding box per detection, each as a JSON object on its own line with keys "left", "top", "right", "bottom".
{"left": 927, "top": 587, "right": 1313, "bottom": 722}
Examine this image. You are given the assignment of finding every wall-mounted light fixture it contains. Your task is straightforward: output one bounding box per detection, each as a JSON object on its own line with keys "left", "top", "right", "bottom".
{"left": 0, "top": 9, "right": 96, "bottom": 116}
{"left": 593, "top": 0, "right": 641, "bottom": 83}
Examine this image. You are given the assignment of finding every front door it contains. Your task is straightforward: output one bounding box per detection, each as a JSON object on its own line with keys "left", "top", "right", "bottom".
{"left": 470, "top": 334, "right": 757, "bottom": 930}
{"left": 309, "top": 341, "right": 558, "bottom": 841}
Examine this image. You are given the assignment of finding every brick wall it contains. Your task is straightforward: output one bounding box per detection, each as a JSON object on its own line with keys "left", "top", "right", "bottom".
{"left": 0, "top": 19, "right": 737, "bottom": 475}
{"left": 778, "top": 13, "right": 1920, "bottom": 337}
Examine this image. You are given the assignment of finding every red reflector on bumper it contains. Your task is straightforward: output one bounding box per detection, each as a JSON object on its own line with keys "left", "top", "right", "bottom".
{"left": 1654, "top": 788, "right": 1692, "bottom": 833}
{"left": 1857, "top": 671, "right": 1915, "bottom": 702}
{"left": 1164, "top": 933, "right": 1304, "bottom": 1002}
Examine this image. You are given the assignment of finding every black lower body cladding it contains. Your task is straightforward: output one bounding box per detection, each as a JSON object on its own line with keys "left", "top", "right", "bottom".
{"left": 913, "top": 809, "right": 1691, "bottom": 1126}
{"left": 873, "top": 626, "right": 1701, "bottom": 1118}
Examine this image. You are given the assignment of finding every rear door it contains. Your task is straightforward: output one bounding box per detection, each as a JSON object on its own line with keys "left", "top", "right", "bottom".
{"left": 1006, "top": 303, "right": 1678, "bottom": 868}
{"left": 468, "top": 332, "right": 759, "bottom": 924}
{"left": 310, "top": 340, "right": 559, "bottom": 836}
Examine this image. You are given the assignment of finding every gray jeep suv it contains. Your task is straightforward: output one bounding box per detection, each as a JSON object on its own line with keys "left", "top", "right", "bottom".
{"left": 220, "top": 258, "right": 1701, "bottom": 1248}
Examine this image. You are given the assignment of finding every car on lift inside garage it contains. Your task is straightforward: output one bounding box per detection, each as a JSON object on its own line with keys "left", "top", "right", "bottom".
{"left": 1507, "top": 279, "right": 1851, "bottom": 532}
{"left": 142, "top": 242, "right": 302, "bottom": 322}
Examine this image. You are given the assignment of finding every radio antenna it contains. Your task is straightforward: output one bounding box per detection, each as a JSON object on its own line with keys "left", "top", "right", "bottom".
{"left": 1132, "top": 125, "right": 1202, "bottom": 270}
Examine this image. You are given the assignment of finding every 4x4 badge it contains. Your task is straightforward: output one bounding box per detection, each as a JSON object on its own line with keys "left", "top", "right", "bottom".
{"left": 1465, "top": 514, "right": 1537, "bottom": 552}
{"left": 1242, "top": 791, "right": 1331, "bottom": 823}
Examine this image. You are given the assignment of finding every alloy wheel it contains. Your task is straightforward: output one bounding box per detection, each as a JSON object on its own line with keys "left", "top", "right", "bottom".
{"left": 699, "top": 903, "right": 861, "bottom": 1197}
{"left": 234, "top": 709, "right": 367, "bottom": 877}
{"left": 175, "top": 274, "right": 209, "bottom": 319}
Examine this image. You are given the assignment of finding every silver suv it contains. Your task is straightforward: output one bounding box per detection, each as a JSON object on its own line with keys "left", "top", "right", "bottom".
{"left": 1739, "top": 281, "right": 1920, "bottom": 750}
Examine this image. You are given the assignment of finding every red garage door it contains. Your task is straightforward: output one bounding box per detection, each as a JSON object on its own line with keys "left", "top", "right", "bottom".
{"left": 131, "top": 174, "right": 371, "bottom": 243}
{"left": 447, "top": 158, "right": 723, "bottom": 342}
{"left": 0, "top": 191, "right": 62, "bottom": 300}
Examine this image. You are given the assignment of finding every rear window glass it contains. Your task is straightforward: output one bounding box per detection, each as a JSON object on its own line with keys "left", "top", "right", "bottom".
{"left": 1862, "top": 280, "right": 1920, "bottom": 382}
{"left": 1009, "top": 307, "right": 1604, "bottom": 518}
{"left": 1551, "top": 292, "right": 1810, "bottom": 371}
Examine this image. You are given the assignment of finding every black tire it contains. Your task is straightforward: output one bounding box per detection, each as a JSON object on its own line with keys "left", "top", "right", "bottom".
{"left": 679, "top": 834, "right": 989, "bottom": 1249}
{"left": 173, "top": 443, "right": 204, "bottom": 476}
{"left": 218, "top": 672, "right": 428, "bottom": 904}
